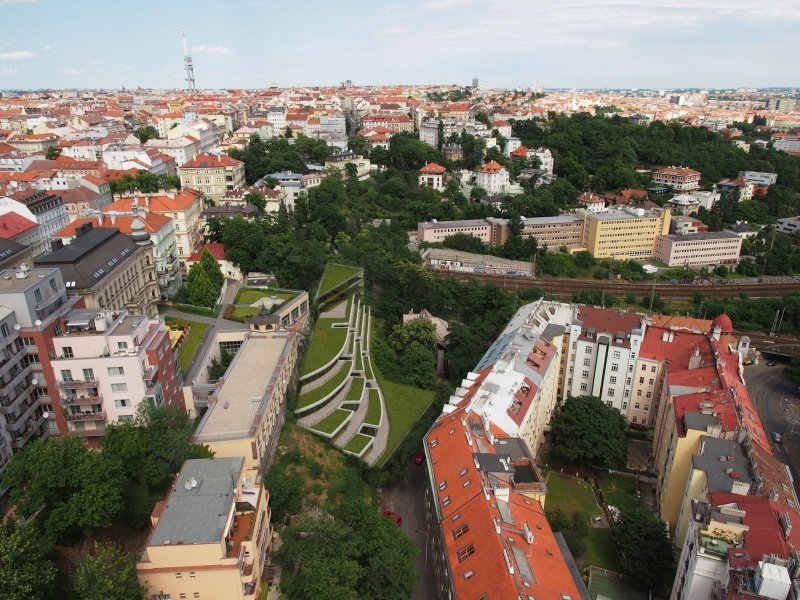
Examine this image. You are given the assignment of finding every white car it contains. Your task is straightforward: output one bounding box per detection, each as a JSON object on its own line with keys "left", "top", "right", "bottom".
{"left": 773, "top": 432, "right": 783, "bottom": 443}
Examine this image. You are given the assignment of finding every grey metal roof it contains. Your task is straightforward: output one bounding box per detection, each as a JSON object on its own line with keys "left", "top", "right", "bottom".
{"left": 149, "top": 457, "right": 243, "bottom": 547}
{"left": 693, "top": 436, "right": 752, "bottom": 493}
{"left": 35, "top": 227, "right": 138, "bottom": 289}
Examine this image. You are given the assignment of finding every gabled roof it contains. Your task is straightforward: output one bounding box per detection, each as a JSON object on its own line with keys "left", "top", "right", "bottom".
{"left": 419, "top": 162, "right": 447, "bottom": 175}
{"left": 0, "top": 212, "right": 37, "bottom": 239}
{"left": 178, "top": 152, "right": 242, "bottom": 169}
{"left": 478, "top": 160, "right": 505, "bottom": 174}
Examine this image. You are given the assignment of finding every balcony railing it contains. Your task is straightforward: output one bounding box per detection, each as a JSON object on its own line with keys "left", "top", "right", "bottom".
{"left": 64, "top": 411, "right": 106, "bottom": 422}
{"left": 57, "top": 378, "right": 97, "bottom": 389}
{"left": 0, "top": 364, "right": 33, "bottom": 395}
{"left": 60, "top": 393, "right": 103, "bottom": 407}
{"left": 68, "top": 426, "right": 106, "bottom": 437}
{"left": 142, "top": 367, "right": 156, "bottom": 383}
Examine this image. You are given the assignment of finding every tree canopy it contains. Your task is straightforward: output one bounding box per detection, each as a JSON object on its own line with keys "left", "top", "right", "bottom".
{"left": 611, "top": 506, "right": 674, "bottom": 591}
{"left": 549, "top": 395, "right": 627, "bottom": 467}
{"left": 70, "top": 542, "right": 145, "bottom": 600}
{"left": 0, "top": 521, "right": 58, "bottom": 600}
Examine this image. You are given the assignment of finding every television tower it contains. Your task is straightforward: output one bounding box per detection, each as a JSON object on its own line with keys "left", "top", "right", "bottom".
{"left": 182, "top": 31, "right": 196, "bottom": 91}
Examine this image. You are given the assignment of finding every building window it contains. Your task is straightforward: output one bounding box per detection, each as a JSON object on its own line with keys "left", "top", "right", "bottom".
{"left": 453, "top": 523, "right": 469, "bottom": 539}
{"left": 581, "top": 370, "right": 589, "bottom": 378}
{"left": 82, "top": 368, "right": 94, "bottom": 381}
{"left": 62, "top": 346, "right": 74, "bottom": 358}
{"left": 641, "top": 365, "right": 646, "bottom": 371}
{"left": 457, "top": 544, "right": 475, "bottom": 562}
{"left": 585, "top": 347, "right": 593, "bottom": 354}
{"left": 114, "top": 399, "right": 130, "bottom": 408}
{"left": 651, "top": 366, "right": 657, "bottom": 372}
{"left": 111, "top": 383, "right": 127, "bottom": 392}
{"left": 18, "top": 337, "right": 35, "bottom": 347}
{"left": 60, "top": 369, "right": 73, "bottom": 381}
{"left": 583, "top": 358, "right": 590, "bottom": 366}
{"left": 442, "top": 496, "right": 451, "bottom": 507}
{"left": 580, "top": 383, "right": 588, "bottom": 391}
{"left": 611, "top": 363, "right": 619, "bottom": 372}
{"left": 176, "top": 572, "right": 182, "bottom": 578}
{"left": 613, "top": 351, "right": 621, "bottom": 358}
{"left": 108, "top": 367, "right": 124, "bottom": 376}
{"left": 117, "top": 341, "right": 128, "bottom": 350}
{"left": 610, "top": 376, "right": 617, "bottom": 384}
{"left": 639, "top": 377, "right": 645, "bottom": 384}
{"left": 608, "top": 388, "right": 615, "bottom": 396}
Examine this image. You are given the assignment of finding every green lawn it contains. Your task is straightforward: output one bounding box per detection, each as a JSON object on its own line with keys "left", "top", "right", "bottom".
{"left": 596, "top": 472, "right": 639, "bottom": 511}
{"left": 346, "top": 377, "right": 365, "bottom": 402}
{"left": 364, "top": 389, "right": 381, "bottom": 425}
{"left": 343, "top": 433, "right": 372, "bottom": 455}
{"left": 317, "top": 264, "right": 362, "bottom": 298}
{"left": 301, "top": 319, "right": 349, "bottom": 376}
{"left": 546, "top": 472, "right": 622, "bottom": 571}
{"left": 354, "top": 342, "right": 363, "bottom": 370}
{"left": 297, "top": 364, "right": 351, "bottom": 410}
{"left": 312, "top": 409, "right": 351, "bottom": 435}
{"left": 371, "top": 318, "right": 435, "bottom": 464}
{"left": 363, "top": 355, "right": 374, "bottom": 379}
{"left": 165, "top": 318, "right": 208, "bottom": 372}
{"left": 234, "top": 287, "right": 296, "bottom": 305}
{"left": 231, "top": 306, "right": 259, "bottom": 319}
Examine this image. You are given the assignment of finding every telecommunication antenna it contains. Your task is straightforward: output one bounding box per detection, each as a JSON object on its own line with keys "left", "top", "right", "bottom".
{"left": 182, "top": 31, "right": 196, "bottom": 91}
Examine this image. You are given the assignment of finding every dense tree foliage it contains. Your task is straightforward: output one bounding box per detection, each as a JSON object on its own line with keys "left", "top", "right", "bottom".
{"left": 0, "top": 521, "right": 58, "bottom": 600}
{"left": 228, "top": 134, "right": 336, "bottom": 184}
{"left": 109, "top": 170, "right": 180, "bottom": 194}
{"left": 70, "top": 542, "right": 145, "bottom": 600}
{"left": 133, "top": 125, "right": 159, "bottom": 144}
{"left": 611, "top": 506, "right": 674, "bottom": 591}
{"left": 550, "top": 395, "right": 627, "bottom": 467}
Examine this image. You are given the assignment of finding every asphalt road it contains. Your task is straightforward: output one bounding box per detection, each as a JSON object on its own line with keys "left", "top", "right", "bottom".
{"left": 381, "top": 465, "right": 438, "bottom": 600}
{"left": 747, "top": 360, "right": 800, "bottom": 497}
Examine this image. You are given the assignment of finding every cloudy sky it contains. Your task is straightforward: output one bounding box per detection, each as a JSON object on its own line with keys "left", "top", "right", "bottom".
{"left": 1, "top": 0, "right": 798, "bottom": 90}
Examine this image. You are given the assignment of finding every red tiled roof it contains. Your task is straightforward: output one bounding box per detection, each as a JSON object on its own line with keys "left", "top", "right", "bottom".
{"left": 53, "top": 211, "right": 171, "bottom": 238}
{"left": 510, "top": 145, "right": 528, "bottom": 157}
{"left": 419, "top": 162, "right": 446, "bottom": 175}
{"left": 178, "top": 152, "right": 242, "bottom": 169}
{"left": 0, "top": 212, "right": 37, "bottom": 239}
{"left": 110, "top": 188, "right": 204, "bottom": 212}
{"left": 479, "top": 160, "right": 504, "bottom": 174}
{"left": 188, "top": 242, "right": 226, "bottom": 262}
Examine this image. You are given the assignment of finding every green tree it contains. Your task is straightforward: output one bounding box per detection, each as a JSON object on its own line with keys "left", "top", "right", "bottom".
{"left": 186, "top": 263, "right": 218, "bottom": 308}
{"left": 198, "top": 247, "right": 225, "bottom": 289}
{"left": 45, "top": 146, "right": 61, "bottom": 160}
{"left": 263, "top": 468, "right": 304, "bottom": 523}
{"left": 207, "top": 348, "right": 234, "bottom": 380}
{"left": 348, "top": 134, "right": 370, "bottom": 157}
{"left": 133, "top": 125, "right": 159, "bottom": 144}
{"left": 474, "top": 111, "right": 491, "bottom": 128}
{"left": 445, "top": 323, "right": 485, "bottom": 384}
{"left": 611, "top": 506, "right": 674, "bottom": 591}
{"left": 244, "top": 191, "right": 266, "bottom": 214}
{"left": 550, "top": 395, "right": 627, "bottom": 467}
{"left": 441, "top": 232, "right": 488, "bottom": 254}
{"left": 0, "top": 521, "right": 57, "bottom": 600}
{"left": 389, "top": 319, "right": 437, "bottom": 355}
{"left": 71, "top": 542, "right": 145, "bottom": 600}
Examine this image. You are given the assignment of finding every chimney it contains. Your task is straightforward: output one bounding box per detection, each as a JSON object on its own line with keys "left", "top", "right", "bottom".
{"left": 75, "top": 222, "right": 93, "bottom": 237}
{"left": 50, "top": 239, "right": 64, "bottom": 252}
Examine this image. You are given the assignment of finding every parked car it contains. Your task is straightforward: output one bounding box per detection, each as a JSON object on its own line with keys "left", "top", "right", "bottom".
{"left": 413, "top": 450, "right": 425, "bottom": 465}
{"left": 382, "top": 510, "right": 402, "bottom": 525}
{"left": 773, "top": 432, "right": 783, "bottom": 443}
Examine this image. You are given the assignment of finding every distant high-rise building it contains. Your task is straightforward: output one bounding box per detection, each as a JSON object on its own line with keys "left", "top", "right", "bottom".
{"left": 472, "top": 77, "right": 478, "bottom": 89}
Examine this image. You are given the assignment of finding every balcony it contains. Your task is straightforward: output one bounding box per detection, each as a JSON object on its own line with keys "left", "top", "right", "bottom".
{"left": 64, "top": 411, "right": 106, "bottom": 422}
{"left": 142, "top": 367, "right": 156, "bottom": 383}
{"left": 0, "top": 364, "right": 33, "bottom": 395}
{"left": 11, "top": 414, "right": 46, "bottom": 448}
{"left": 57, "top": 378, "right": 98, "bottom": 389}
{"left": 226, "top": 512, "right": 254, "bottom": 559}
{"left": 60, "top": 393, "right": 103, "bottom": 407}
{"left": 68, "top": 426, "right": 106, "bottom": 437}
{"left": 34, "top": 288, "right": 66, "bottom": 311}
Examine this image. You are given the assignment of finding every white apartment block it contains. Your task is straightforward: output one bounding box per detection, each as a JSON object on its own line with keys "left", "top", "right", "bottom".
{"left": 475, "top": 160, "right": 510, "bottom": 194}
{"left": 773, "top": 135, "right": 800, "bottom": 154}
{"left": 653, "top": 232, "right": 742, "bottom": 267}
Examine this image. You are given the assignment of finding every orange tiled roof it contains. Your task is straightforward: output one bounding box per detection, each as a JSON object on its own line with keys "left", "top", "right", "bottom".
{"left": 419, "top": 162, "right": 446, "bottom": 175}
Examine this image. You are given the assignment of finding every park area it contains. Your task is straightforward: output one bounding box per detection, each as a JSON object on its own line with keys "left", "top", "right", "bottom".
{"left": 228, "top": 287, "right": 297, "bottom": 320}
{"left": 316, "top": 263, "right": 363, "bottom": 299}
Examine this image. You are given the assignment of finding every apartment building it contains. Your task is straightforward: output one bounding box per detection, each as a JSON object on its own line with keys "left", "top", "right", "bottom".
{"left": 773, "top": 135, "right": 800, "bottom": 154}
{"left": 324, "top": 151, "right": 371, "bottom": 179}
{"left": 653, "top": 231, "right": 742, "bottom": 267}
{"left": 417, "top": 219, "right": 493, "bottom": 244}
{"left": 737, "top": 171, "right": 777, "bottom": 187}
{"left": 423, "top": 404, "right": 585, "bottom": 600}
{"left": 651, "top": 315, "right": 767, "bottom": 529}
{"left": 177, "top": 153, "right": 246, "bottom": 203}
{"left": 108, "top": 189, "right": 205, "bottom": 267}
{"left": 145, "top": 136, "right": 201, "bottom": 167}
{"left": 419, "top": 162, "right": 447, "bottom": 191}
{"left": 5, "top": 132, "right": 58, "bottom": 154}
{"left": 653, "top": 167, "right": 701, "bottom": 191}
{"left": 50, "top": 308, "right": 182, "bottom": 438}
{"left": 775, "top": 216, "right": 800, "bottom": 234}
{"left": 193, "top": 324, "right": 301, "bottom": 473}
{"left": 137, "top": 457, "right": 273, "bottom": 600}
{"left": 36, "top": 225, "right": 159, "bottom": 318}
{"left": 53, "top": 209, "right": 181, "bottom": 299}
{"left": 582, "top": 206, "right": 671, "bottom": 259}
{"left": 418, "top": 215, "right": 585, "bottom": 250}
{"left": 671, "top": 493, "right": 797, "bottom": 600}
{"left": 6, "top": 189, "right": 69, "bottom": 255}
{"left": 0, "top": 265, "right": 82, "bottom": 439}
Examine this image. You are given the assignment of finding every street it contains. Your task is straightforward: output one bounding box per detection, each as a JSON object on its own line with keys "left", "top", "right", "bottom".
{"left": 747, "top": 360, "right": 800, "bottom": 498}
{"left": 381, "top": 465, "right": 438, "bottom": 600}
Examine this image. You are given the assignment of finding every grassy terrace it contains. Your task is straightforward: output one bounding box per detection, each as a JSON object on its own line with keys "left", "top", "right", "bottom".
{"left": 364, "top": 389, "right": 381, "bottom": 425}
{"left": 234, "top": 287, "right": 296, "bottom": 305}
{"left": 317, "top": 264, "right": 362, "bottom": 298}
{"left": 353, "top": 342, "right": 363, "bottom": 370}
{"left": 346, "top": 377, "right": 365, "bottom": 402}
{"left": 372, "top": 317, "right": 435, "bottom": 465}
{"left": 165, "top": 318, "right": 208, "bottom": 372}
{"left": 297, "top": 364, "right": 351, "bottom": 410}
{"left": 301, "top": 318, "right": 349, "bottom": 376}
{"left": 312, "top": 409, "right": 351, "bottom": 435}
{"left": 546, "top": 472, "right": 623, "bottom": 572}
{"left": 343, "top": 433, "right": 372, "bottom": 455}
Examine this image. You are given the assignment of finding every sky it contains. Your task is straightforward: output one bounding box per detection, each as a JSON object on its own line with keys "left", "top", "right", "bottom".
{"left": 1, "top": 0, "right": 799, "bottom": 90}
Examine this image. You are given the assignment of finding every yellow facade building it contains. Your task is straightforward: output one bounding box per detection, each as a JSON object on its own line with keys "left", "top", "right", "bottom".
{"left": 582, "top": 206, "right": 671, "bottom": 259}
{"left": 136, "top": 457, "right": 272, "bottom": 600}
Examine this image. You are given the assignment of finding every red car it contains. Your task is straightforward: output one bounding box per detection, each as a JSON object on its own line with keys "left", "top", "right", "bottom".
{"left": 413, "top": 450, "right": 425, "bottom": 465}
{"left": 382, "top": 510, "right": 402, "bottom": 526}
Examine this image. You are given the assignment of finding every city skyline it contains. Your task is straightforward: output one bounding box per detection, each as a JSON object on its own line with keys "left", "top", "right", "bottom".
{"left": 1, "top": 0, "right": 799, "bottom": 90}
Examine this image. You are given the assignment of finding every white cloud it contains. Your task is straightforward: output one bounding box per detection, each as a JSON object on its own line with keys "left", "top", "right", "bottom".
{"left": 190, "top": 45, "right": 232, "bottom": 55}
{"left": 0, "top": 67, "right": 19, "bottom": 74}
{"left": 0, "top": 0, "right": 37, "bottom": 5}
{"left": 62, "top": 68, "right": 83, "bottom": 75}
{"left": 40, "top": 45, "right": 51, "bottom": 51}
{"left": 0, "top": 50, "right": 36, "bottom": 60}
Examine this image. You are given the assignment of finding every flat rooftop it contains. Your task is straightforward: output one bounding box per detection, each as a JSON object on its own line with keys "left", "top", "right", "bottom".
{"left": 588, "top": 209, "right": 662, "bottom": 221}
{"left": 149, "top": 457, "right": 243, "bottom": 546}
{"left": 0, "top": 267, "right": 61, "bottom": 293}
{"left": 418, "top": 219, "right": 488, "bottom": 230}
{"left": 194, "top": 333, "right": 294, "bottom": 442}
{"left": 659, "top": 231, "right": 741, "bottom": 242}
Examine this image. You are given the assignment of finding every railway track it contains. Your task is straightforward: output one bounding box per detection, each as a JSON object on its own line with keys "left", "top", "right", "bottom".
{"left": 433, "top": 271, "right": 800, "bottom": 301}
